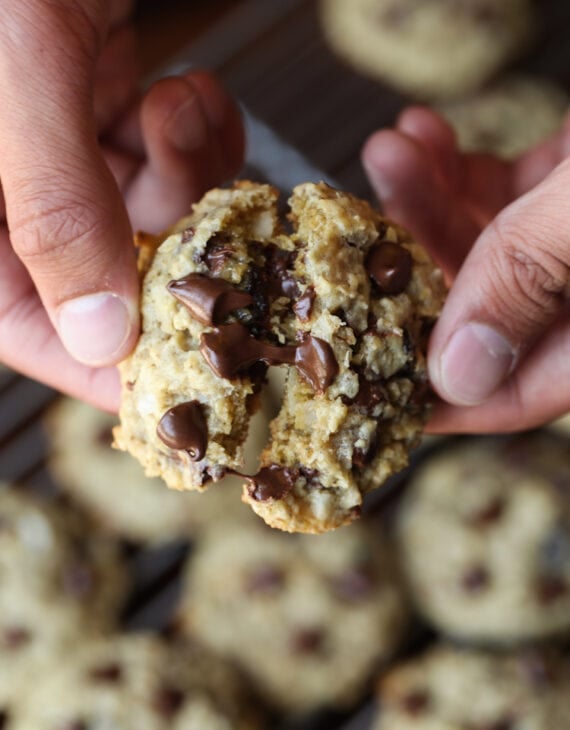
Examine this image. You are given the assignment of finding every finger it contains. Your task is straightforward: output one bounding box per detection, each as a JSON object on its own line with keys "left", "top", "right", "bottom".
{"left": 428, "top": 159, "right": 570, "bottom": 409}
{"left": 94, "top": 24, "right": 139, "bottom": 133}
{"left": 396, "top": 106, "right": 462, "bottom": 187}
{"left": 122, "top": 72, "right": 245, "bottom": 232}
{"left": 513, "top": 112, "right": 570, "bottom": 198}
{"left": 0, "top": 232, "right": 120, "bottom": 411}
{"left": 362, "top": 129, "right": 480, "bottom": 277}
{"left": 0, "top": 1, "right": 139, "bottom": 367}
{"left": 427, "top": 312, "right": 570, "bottom": 433}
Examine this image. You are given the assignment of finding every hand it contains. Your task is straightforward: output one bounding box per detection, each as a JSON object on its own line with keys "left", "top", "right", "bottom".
{"left": 0, "top": 0, "right": 244, "bottom": 411}
{"left": 362, "top": 106, "right": 570, "bottom": 433}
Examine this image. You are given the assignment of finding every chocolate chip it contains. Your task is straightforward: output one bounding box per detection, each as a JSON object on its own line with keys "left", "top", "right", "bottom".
{"left": 401, "top": 689, "right": 431, "bottom": 716}
{"left": 293, "top": 286, "right": 316, "bottom": 322}
{"left": 352, "top": 428, "right": 380, "bottom": 470}
{"left": 350, "top": 373, "right": 388, "bottom": 409}
{"left": 244, "top": 564, "right": 286, "bottom": 595}
{"left": 518, "top": 652, "right": 554, "bottom": 689}
{"left": 264, "top": 244, "right": 299, "bottom": 299}
{"left": 246, "top": 465, "right": 298, "bottom": 501}
{"left": 157, "top": 401, "right": 208, "bottom": 460}
{"left": 167, "top": 273, "right": 253, "bottom": 326}
{"left": 295, "top": 334, "right": 338, "bottom": 394}
{"left": 291, "top": 628, "right": 325, "bottom": 655}
{"left": 461, "top": 565, "right": 490, "bottom": 593}
{"left": 1, "top": 627, "right": 31, "bottom": 649}
{"left": 153, "top": 686, "right": 185, "bottom": 718}
{"left": 96, "top": 426, "right": 114, "bottom": 448}
{"left": 366, "top": 240, "right": 412, "bottom": 295}
{"left": 181, "top": 227, "right": 195, "bottom": 243}
{"left": 56, "top": 721, "right": 87, "bottom": 730}
{"left": 536, "top": 576, "right": 567, "bottom": 604}
{"left": 89, "top": 662, "right": 123, "bottom": 683}
{"left": 469, "top": 497, "right": 505, "bottom": 527}
{"left": 202, "top": 233, "right": 234, "bottom": 274}
{"left": 330, "top": 565, "right": 376, "bottom": 602}
{"left": 62, "top": 562, "right": 94, "bottom": 598}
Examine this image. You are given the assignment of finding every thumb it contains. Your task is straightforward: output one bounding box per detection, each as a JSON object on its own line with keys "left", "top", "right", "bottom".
{"left": 0, "top": 1, "right": 139, "bottom": 367}
{"left": 429, "top": 157, "right": 570, "bottom": 406}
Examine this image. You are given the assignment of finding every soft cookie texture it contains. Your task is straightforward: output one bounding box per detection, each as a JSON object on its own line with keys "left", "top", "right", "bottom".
{"left": 115, "top": 181, "right": 444, "bottom": 533}
{"left": 178, "top": 520, "right": 409, "bottom": 714}
{"left": 373, "top": 644, "right": 570, "bottom": 729}
{"left": 11, "top": 634, "right": 261, "bottom": 730}
{"left": 320, "top": 0, "right": 533, "bottom": 99}
{"left": 47, "top": 398, "right": 254, "bottom": 544}
{"left": 397, "top": 433, "right": 570, "bottom": 643}
{"left": 438, "top": 75, "right": 569, "bottom": 159}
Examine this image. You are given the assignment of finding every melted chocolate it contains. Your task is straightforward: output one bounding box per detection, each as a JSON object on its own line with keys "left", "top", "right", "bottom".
{"left": 264, "top": 244, "right": 299, "bottom": 299}
{"left": 366, "top": 240, "right": 412, "bottom": 295}
{"left": 167, "top": 273, "right": 253, "bottom": 326}
{"left": 246, "top": 465, "right": 298, "bottom": 501}
{"left": 156, "top": 401, "right": 208, "bottom": 461}
{"left": 200, "top": 323, "right": 338, "bottom": 394}
{"left": 202, "top": 233, "right": 234, "bottom": 274}
{"left": 293, "top": 286, "right": 316, "bottom": 322}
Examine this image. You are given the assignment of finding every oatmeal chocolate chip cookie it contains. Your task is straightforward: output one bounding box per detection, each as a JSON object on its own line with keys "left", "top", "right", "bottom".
{"left": 0, "top": 487, "right": 127, "bottom": 718}
{"left": 115, "top": 181, "right": 444, "bottom": 534}
{"left": 178, "top": 520, "right": 409, "bottom": 713}
{"left": 11, "top": 634, "right": 261, "bottom": 730}
{"left": 319, "top": 0, "right": 534, "bottom": 99}
{"left": 438, "top": 75, "right": 569, "bottom": 159}
{"left": 47, "top": 398, "right": 254, "bottom": 544}
{"left": 397, "top": 432, "right": 570, "bottom": 643}
{"left": 373, "top": 644, "right": 570, "bottom": 729}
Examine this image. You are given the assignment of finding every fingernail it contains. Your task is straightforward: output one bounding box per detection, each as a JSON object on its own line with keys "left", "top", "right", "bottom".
{"left": 437, "top": 322, "right": 516, "bottom": 406}
{"left": 363, "top": 161, "right": 394, "bottom": 201}
{"left": 166, "top": 94, "right": 209, "bottom": 153}
{"left": 57, "top": 292, "right": 136, "bottom": 366}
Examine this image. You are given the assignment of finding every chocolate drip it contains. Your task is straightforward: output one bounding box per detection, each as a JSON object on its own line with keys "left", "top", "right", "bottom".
{"left": 366, "top": 240, "right": 412, "bottom": 295}
{"left": 246, "top": 465, "right": 298, "bottom": 501}
{"left": 168, "top": 273, "right": 253, "bottom": 326}
{"left": 200, "top": 323, "right": 338, "bottom": 394}
{"left": 157, "top": 401, "right": 208, "bottom": 460}
{"left": 293, "top": 286, "right": 315, "bottom": 322}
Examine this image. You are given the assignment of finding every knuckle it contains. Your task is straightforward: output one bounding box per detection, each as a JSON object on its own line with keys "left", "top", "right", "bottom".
{"left": 487, "top": 214, "right": 569, "bottom": 323}
{"left": 9, "top": 193, "right": 112, "bottom": 268}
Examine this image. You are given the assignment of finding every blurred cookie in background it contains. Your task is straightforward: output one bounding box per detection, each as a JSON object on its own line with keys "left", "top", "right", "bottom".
{"left": 46, "top": 398, "right": 257, "bottom": 545}
{"left": 372, "top": 644, "right": 570, "bottom": 729}
{"left": 0, "top": 486, "right": 128, "bottom": 719}
{"left": 438, "top": 75, "right": 569, "bottom": 159}
{"left": 178, "top": 520, "right": 409, "bottom": 715}
{"left": 10, "top": 634, "right": 262, "bottom": 730}
{"left": 319, "top": 0, "right": 534, "bottom": 99}
{"left": 397, "top": 432, "right": 570, "bottom": 644}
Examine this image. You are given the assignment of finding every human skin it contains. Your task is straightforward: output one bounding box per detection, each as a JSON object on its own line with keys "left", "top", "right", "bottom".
{"left": 362, "top": 107, "right": 570, "bottom": 433}
{"left": 0, "top": 0, "right": 244, "bottom": 411}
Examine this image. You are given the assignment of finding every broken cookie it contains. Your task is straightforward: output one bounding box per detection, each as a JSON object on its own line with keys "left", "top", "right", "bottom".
{"left": 114, "top": 181, "right": 445, "bottom": 533}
